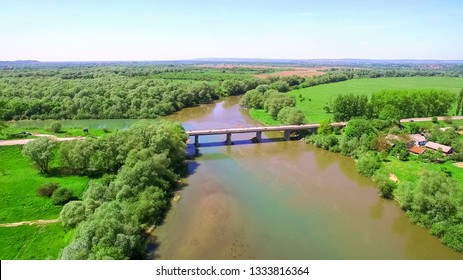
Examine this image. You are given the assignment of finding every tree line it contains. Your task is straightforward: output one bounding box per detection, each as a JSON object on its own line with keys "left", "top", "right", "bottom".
{"left": 239, "top": 85, "right": 305, "bottom": 125}
{"left": 331, "top": 89, "right": 457, "bottom": 122}
{"left": 22, "top": 120, "right": 188, "bottom": 259}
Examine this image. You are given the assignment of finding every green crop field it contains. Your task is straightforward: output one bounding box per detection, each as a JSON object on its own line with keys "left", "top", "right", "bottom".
{"left": 292, "top": 77, "right": 463, "bottom": 123}
{"left": 250, "top": 77, "right": 463, "bottom": 125}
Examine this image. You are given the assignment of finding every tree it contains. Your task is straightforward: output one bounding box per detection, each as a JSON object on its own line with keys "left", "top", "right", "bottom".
{"left": 378, "top": 104, "right": 401, "bottom": 124}
{"left": 390, "top": 141, "right": 409, "bottom": 161}
{"left": 277, "top": 107, "right": 305, "bottom": 124}
{"left": 344, "top": 119, "right": 377, "bottom": 139}
{"left": 52, "top": 188, "right": 74, "bottom": 205}
{"left": 317, "top": 119, "right": 333, "bottom": 135}
{"left": 49, "top": 121, "right": 62, "bottom": 133}
{"left": 263, "top": 93, "right": 296, "bottom": 118}
{"left": 356, "top": 152, "right": 382, "bottom": 177}
{"left": 372, "top": 173, "right": 397, "bottom": 199}
{"left": 455, "top": 88, "right": 463, "bottom": 115}
{"left": 332, "top": 94, "right": 369, "bottom": 121}
{"left": 22, "top": 137, "right": 56, "bottom": 173}
{"left": 61, "top": 201, "right": 87, "bottom": 228}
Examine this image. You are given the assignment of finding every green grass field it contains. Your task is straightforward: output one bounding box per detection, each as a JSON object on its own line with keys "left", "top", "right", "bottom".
{"left": 0, "top": 127, "right": 110, "bottom": 140}
{"left": 0, "top": 146, "right": 89, "bottom": 223}
{"left": 0, "top": 145, "right": 89, "bottom": 259}
{"left": 0, "top": 223, "right": 75, "bottom": 260}
{"left": 381, "top": 156, "right": 463, "bottom": 186}
{"left": 292, "top": 77, "right": 463, "bottom": 123}
{"left": 249, "top": 77, "right": 463, "bottom": 125}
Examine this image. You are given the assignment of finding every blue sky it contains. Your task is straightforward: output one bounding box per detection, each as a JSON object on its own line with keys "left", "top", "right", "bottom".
{"left": 1, "top": 0, "right": 462, "bottom": 61}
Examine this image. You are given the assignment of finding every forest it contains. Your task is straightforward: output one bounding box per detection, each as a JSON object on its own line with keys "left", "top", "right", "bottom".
{"left": 1, "top": 63, "right": 462, "bottom": 122}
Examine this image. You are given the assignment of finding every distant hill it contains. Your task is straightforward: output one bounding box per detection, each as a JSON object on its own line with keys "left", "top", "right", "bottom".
{"left": 1, "top": 58, "right": 462, "bottom": 68}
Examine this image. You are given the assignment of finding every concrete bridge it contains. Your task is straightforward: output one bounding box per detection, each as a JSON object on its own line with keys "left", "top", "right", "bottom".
{"left": 186, "top": 122, "right": 347, "bottom": 146}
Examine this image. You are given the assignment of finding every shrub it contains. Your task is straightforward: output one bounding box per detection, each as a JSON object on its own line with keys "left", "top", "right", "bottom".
{"left": 372, "top": 173, "right": 397, "bottom": 199}
{"left": 356, "top": 152, "right": 382, "bottom": 177}
{"left": 37, "top": 182, "right": 60, "bottom": 197}
{"left": 60, "top": 201, "right": 87, "bottom": 228}
{"left": 52, "top": 188, "right": 74, "bottom": 205}
{"left": 49, "top": 121, "right": 63, "bottom": 133}
{"left": 432, "top": 116, "right": 438, "bottom": 123}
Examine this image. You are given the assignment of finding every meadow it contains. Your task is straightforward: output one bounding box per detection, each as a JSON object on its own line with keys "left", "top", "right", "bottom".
{"left": 249, "top": 77, "right": 463, "bottom": 125}
{"left": 0, "top": 145, "right": 89, "bottom": 259}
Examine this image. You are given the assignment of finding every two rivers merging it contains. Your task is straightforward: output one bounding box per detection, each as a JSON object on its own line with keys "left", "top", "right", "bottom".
{"left": 12, "top": 96, "right": 463, "bottom": 259}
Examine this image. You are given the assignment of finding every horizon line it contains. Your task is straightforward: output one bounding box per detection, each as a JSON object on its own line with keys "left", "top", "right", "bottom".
{"left": 2, "top": 57, "right": 463, "bottom": 63}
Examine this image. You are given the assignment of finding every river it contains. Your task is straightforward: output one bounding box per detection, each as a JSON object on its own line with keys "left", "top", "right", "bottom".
{"left": 9, "top": 96, "right": 463, "bottom": 259}
{"left": 155, "top": 96, "right": 462, "bottom": 259}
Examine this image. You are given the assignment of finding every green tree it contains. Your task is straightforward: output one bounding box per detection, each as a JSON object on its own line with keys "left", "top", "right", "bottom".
{"left": 378, "top": 104, "right": 401, "bottom": 124}
{"left": 332, "top": 94, "right": 369, "bottom": 121}
{"left": 372, "top": 173, "right": 397, "bottom": 199}
{"left": 264, "top": 93, "right": 296, "bottom": 119}
{"left": 455, "top": 88, "right": 463, "bottom": 115}
{"left": 61, "top": 201, "right": 87, "bottom": 228}
{"left": 344, "top": 119, "right": 377, "bottom": 139}
{"left": 22, "top": 137, "right": 56, "bottom": 173}
{"left": 356, "top": 152, "right": 382, "bottom": 177}
{"left": 317, "top": 119, "right": 333, "bottom": 135}
{"left": 49, "top": 121, "right": 63, "bottom": 133}
{"left": 52, "top": 188, "right": 74, "bottom": 205}
{"left": 277, "top": 107, "right": 305, "bottom": 124}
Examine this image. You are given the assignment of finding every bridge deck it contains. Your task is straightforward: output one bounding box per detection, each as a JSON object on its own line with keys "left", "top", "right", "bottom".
{"left": 186, "top": 123, "right": 346, "bottom": 136}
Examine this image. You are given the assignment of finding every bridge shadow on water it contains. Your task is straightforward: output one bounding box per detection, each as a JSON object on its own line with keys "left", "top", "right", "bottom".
{"left": 187, "top": 136, "right": 301, "bottom": 150}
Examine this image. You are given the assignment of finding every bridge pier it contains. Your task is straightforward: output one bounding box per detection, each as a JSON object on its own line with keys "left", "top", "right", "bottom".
{"left": 226, "top": 133, "right": 232, "bottom": 145}
{"left": 194, "top": 135, "right": 199, "bottom": 147}
{"left": 284, "top": 130, "right": 291, "bottom": 141}
{"left": 255, "top": 131, "right": 262, "bottom": 143}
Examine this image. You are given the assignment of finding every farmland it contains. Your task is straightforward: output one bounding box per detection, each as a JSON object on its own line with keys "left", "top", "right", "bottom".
{"left": 249, "top": 77, "right": 463, "bottom": 125}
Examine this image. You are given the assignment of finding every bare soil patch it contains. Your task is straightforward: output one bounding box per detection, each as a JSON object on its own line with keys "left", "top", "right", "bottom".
{"left": 0, "top": 219, "right": 60, "bottom": 227}
{"left": 255, "top": 67, "right": 329, "bottom": 78}
{"left": 389, "top": 173, "right": 400, "bottom": 183}
{"left": 453, "top": 162, "right": 463, "bottom": 168}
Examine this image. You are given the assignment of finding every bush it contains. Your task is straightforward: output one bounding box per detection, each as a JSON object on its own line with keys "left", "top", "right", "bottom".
{"left": 60, "top": 201, "right": 87, "bottom": 228}
{"left": 37, "top": 182, "right": 60, "bottom": 197}
{"left": 432, "top": 116, "right": 438, "bottom": 123}
{"left": 356, "top": 152, "right": 382, "bottom": 177}
{"left": 372, "top": 173, "right": 397, "bottom": 199}
{"left": 49, "top": 121, "right": 62, "bottom": 133}
{"left": 52, "top": 188, "right": 74, "bottom": 205}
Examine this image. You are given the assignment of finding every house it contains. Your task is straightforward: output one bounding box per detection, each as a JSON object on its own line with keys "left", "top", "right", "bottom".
{"left": 408, "top": 145, "right": 426, "bottom": 155}
{"left": 410, "top": 134, "right": 427, "bottom": 146}
{"left": 425, "top": 141, "right": 454, "bottom": 154}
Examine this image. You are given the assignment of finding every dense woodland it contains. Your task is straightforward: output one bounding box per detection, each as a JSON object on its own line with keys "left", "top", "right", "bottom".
{"left": 1, "top": 63, "right": 462, "bottom": 121}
